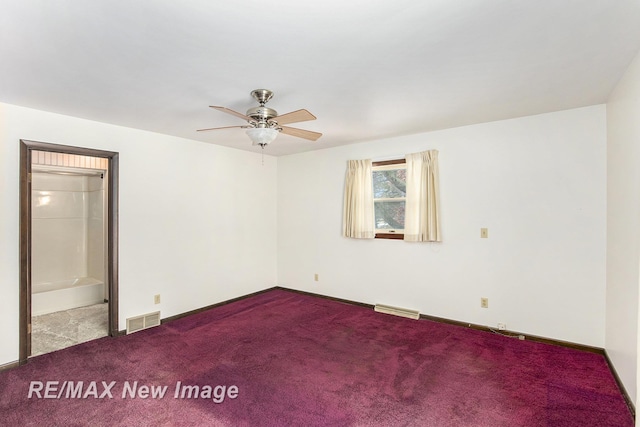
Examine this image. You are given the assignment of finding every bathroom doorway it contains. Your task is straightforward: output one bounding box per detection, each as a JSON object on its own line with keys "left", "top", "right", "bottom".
{"left": 19, "top": 140, "right": 119, "bottom": 364}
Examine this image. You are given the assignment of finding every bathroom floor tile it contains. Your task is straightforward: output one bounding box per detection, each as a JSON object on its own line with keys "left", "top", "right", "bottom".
{"left": 31, "top": 303, "right": 108, "bottom": 356}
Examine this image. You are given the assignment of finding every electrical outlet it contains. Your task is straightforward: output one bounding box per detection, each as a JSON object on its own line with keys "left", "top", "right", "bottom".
{"left": 480, "top": 228, "right": 488, "bottom": 238}
{"left": 154, "top": 294, "right": 161, "bottom": 304}
{"left": 480, "top": 297, "right": 488, "bottom": 308}
{"left": 314, "top": 273, "right": 319, "bottom": 282}
{"left": 497, "top": 322, "right": 506, "bottom": 331}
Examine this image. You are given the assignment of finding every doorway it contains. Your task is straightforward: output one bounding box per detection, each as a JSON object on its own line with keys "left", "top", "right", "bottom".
{"left": 19, "top": 140, "right": 119, "bottom": 364}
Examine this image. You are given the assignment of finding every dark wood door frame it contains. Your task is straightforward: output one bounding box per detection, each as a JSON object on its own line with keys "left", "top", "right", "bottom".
{"left": 19, "top": 140, "right": 119, "bottom": 364}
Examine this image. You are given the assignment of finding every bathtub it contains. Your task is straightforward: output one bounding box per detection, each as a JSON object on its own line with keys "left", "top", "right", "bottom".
{"left": 32, "top": 277, "right": 105, "bottom": 316}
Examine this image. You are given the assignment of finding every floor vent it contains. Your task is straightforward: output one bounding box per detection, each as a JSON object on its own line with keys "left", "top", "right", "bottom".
{"left": 374, "top": 304, "right": 420, "bottom": 320}
{"left": 126, "top": 311, "right": 161, "bottom": 334}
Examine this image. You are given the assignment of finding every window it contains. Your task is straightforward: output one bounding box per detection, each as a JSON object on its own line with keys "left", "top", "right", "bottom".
{"left": 372, "top": 159, "right": 406, "bottom": 239}
{"left": 343, "top": 151, "right": 440, "bottom": 242}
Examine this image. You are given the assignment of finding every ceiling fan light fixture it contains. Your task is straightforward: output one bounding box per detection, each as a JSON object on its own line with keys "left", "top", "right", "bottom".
{"left": 246, "top": 127, "right": 279, "bottom": 146}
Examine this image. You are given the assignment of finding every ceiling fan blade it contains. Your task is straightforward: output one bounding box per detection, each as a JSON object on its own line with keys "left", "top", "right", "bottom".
{"left": 280, "top": 126, "right": 322, "bottom": 141}
{"left": 209, "top": 106, "right": 252, "bottom": 121}
{"left": 272, "top": 109, "right": 316, "bottom": 125}
{"left": 197, "top": 125, "right": 248, "bottom": 132}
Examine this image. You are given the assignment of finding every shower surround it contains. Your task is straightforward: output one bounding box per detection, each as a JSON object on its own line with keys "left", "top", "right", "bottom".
{"left": 31, "top": 167, "right": 106, "bottom": 315}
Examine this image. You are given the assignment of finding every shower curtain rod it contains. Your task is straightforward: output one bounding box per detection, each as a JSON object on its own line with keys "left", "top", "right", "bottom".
{"left": 32, "top": 168, "right": 104, "bottom": 177}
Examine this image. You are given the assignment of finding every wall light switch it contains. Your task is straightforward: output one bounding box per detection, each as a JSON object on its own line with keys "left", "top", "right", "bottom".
{"left": 314, "top": 274, "right": 319, "bottom": 282}
{"left": 154, "top": 294, "right": 161, "bottom": 304}
{"left": 480, "top": 297, "right": 488, "bottom": 308}
{"left": 480, "top": 228, "right": 488, "bottom": 238}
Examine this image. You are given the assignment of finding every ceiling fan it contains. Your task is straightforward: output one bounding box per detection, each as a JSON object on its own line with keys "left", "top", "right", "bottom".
{"left": 197, "top": 89, "right": 322, "bottom": 148}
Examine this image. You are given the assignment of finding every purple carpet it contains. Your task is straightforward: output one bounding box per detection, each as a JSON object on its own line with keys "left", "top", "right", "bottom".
{"left": 0, "top": 289, "right": 633, "bottom": 426}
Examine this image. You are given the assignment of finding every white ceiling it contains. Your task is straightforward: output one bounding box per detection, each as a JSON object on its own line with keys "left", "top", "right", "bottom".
{"left": 1, "top": 1, "right": 639, "bottom": 156}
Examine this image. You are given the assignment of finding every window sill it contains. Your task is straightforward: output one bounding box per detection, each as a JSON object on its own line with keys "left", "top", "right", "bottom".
{"left": 375, "top": 233, "right": 404, "bottom": 240}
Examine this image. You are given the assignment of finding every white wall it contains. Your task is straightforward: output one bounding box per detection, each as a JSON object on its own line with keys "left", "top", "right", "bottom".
{"left": 0, "top": 102, "right": 278, "bottom": 365}
{"left": 278, "top": 105, "right": 607, "bottom": 347}
{"left": 606, "top": 49, "right": 640, "bottom": 406}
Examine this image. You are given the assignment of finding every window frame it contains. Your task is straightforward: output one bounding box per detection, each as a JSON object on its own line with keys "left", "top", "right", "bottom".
{"left": 372, "top": 159, "right": 406, "bottom": 240}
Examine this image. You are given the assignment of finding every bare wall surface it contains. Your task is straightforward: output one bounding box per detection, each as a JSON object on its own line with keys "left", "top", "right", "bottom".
{"left": 606, "top": 49, "right": 640, "bottom": 406}
{"left": 0, "top": 102, "right": 278, "bottom": 365}
{"left": 278, "top": 105, "right": 607, "bottom": 348}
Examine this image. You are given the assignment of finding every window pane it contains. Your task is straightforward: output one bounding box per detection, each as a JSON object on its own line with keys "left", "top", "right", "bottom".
{"left": 374, "top": 201, "right": 405, "bottom": 229}
{"left": 372, "top": 169, "right": 406, "bottom": 198}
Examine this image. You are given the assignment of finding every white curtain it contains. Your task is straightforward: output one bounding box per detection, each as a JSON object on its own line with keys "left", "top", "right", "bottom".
{"left": 404, "top": 150, "right": 441, "bottom": 242}
{"left": 343, "top": 159, "right": 375, "bottom": 239}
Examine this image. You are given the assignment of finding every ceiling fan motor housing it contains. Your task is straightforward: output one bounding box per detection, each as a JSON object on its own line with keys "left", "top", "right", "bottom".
{"left": 246, "top": 106, "right": 278, "bottom": 126}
